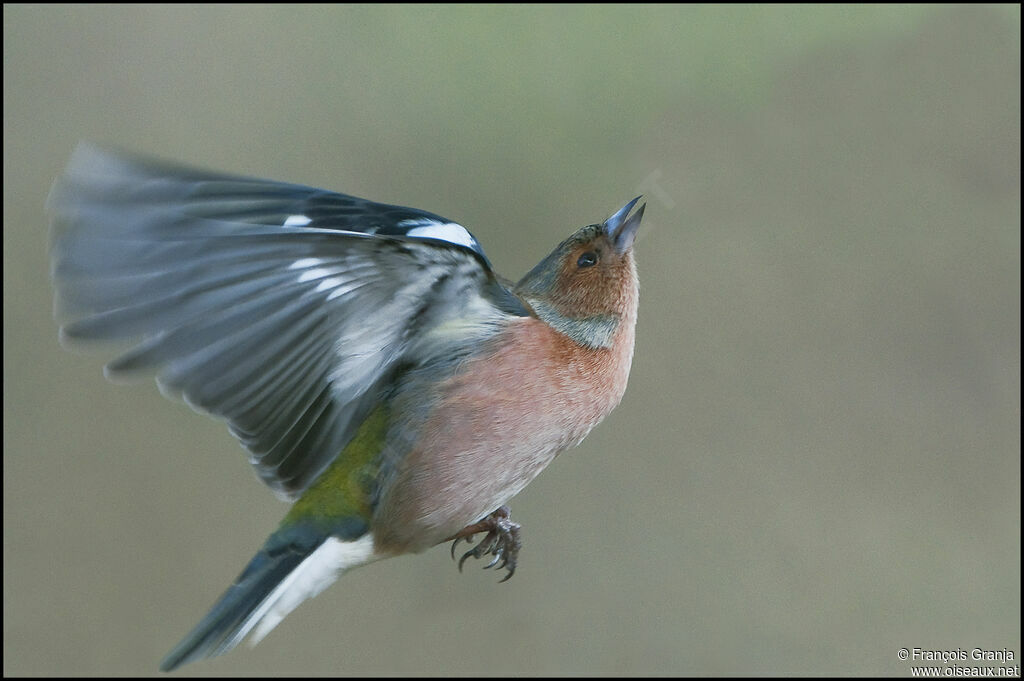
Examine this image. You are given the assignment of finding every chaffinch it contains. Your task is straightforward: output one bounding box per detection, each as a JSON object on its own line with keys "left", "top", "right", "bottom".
{"left": 48, "top": 144, "right": 644, "bottom": 671}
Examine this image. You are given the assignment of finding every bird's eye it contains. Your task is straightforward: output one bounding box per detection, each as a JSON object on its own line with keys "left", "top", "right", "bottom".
{"left": 577, "top": 251, "right": 598, "bottom": 268}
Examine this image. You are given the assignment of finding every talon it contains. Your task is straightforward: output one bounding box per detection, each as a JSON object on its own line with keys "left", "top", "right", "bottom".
{"left": 447, "top": 507, "right": 522, "bottom": 581}
{"left": 458, "top": 547, "right": 476, "bottom": 572}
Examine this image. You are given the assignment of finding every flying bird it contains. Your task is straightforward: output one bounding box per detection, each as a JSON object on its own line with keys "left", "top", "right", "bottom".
{"left": 47, "top": 144, "right": 645, "bottom": 671}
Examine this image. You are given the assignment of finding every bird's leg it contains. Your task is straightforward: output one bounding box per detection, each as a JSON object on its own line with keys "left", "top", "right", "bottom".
{"left": 447, "top": 505, "right": 522, "bottom": 581}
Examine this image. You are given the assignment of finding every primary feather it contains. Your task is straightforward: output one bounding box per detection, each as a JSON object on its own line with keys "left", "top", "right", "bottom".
{"left": 49, "top": 144, "right": 525, "bottom": 498}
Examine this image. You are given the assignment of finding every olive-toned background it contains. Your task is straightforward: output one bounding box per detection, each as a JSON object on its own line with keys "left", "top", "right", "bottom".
{"left": 4, "top": 4, "right": 1019, "bottom": 677}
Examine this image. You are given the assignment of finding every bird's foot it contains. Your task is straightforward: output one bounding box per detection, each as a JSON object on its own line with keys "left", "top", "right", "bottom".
{"left": 448, "top": 505, "right": 522, "bottom": 582}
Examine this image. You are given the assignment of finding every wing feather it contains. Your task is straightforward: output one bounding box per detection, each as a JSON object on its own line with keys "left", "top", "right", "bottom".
{"left": 49, "top": 144, "right": 524, "bottom": 498}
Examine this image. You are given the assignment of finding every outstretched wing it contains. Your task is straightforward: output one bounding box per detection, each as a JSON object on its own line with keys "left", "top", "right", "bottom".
{"left": 49, "top": 144, "right": 525, "bottom": 498}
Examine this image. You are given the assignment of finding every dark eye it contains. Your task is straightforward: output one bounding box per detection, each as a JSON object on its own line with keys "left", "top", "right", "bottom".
{"left": 577, "top": 251, "right": 598, "bottom": 268}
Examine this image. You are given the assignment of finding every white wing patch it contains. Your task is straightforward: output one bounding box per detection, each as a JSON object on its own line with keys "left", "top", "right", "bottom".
{"left": 283, "top": 214, "right": 312, "bottom": 227}
{"left": 289, "top": 257, "right": 325, "bottom": 269}
{"left": 399, "top": 218, "right": 479, "bottom": 251}
{"left": 290, "top": 259, "right": 360, "bottom": 296}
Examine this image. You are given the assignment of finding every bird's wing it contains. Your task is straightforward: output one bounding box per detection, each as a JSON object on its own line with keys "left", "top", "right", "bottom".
{"left": 49, "top": 144, "right": 527, "bottom": 499}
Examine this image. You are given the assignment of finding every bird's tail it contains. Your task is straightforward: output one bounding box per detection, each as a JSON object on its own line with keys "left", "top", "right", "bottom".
{"left": 160, "top": 525, "right": 377, "bottom": 672}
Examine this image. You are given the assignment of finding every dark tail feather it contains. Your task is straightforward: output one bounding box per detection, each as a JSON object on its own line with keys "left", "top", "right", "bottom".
{"left": 159, "top": 531, "right": 323, "bottom": 672}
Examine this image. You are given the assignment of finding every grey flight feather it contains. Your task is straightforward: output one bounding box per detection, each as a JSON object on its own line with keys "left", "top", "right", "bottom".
{"left": 48, "top": 144, "right": 526, "bottom": 498}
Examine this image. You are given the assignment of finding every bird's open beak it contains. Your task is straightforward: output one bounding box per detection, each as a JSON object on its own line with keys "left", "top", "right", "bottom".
{"left": 604, "top": 196, "right": 646, "bottom": 254}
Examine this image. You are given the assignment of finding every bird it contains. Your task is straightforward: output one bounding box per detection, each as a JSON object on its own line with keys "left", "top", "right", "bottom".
{"left": 47, "top": 143, "right": 644, "bottom": 672}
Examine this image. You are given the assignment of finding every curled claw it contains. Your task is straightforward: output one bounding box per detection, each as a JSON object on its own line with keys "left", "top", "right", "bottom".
{"left": 457, "top": 547, "right": 476, "bottom": 572}
{"left": 446, "top": 506, "right": 522, "bottom": 581}
{"left": 450, "top": 536, "right": 467, "bottom": 561}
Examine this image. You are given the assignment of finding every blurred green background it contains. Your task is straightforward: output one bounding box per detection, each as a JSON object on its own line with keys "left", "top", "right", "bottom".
{"left": 4, "top": 4, "right": 1019, "bottom": 676}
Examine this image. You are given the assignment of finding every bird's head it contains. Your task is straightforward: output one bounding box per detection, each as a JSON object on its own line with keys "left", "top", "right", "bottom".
{"left": 514, "top": 197, "right": 645, "bottom": 349}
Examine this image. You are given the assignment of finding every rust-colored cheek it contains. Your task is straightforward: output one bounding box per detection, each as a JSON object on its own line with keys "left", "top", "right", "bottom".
{"left": 551, "top": 254, "right": 634, "bottom": 319}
